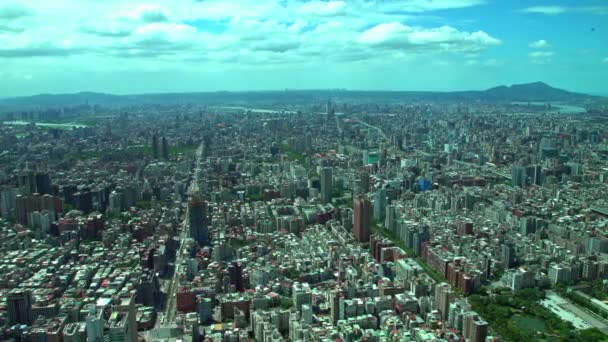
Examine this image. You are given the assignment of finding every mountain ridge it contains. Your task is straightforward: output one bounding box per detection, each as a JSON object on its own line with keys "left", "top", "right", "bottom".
{"left": 0, "top": 82, "right": 599, "bottom": 109}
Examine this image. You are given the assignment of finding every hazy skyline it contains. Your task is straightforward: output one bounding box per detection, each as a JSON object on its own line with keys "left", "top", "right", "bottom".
{"left": 0, "top": 0, "right": 607, "bottom": 97}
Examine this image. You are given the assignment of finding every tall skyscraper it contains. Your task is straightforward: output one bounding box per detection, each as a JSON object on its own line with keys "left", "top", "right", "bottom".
{"left": 85, "top": 305, "right": 104, "bottom": 342}
{"left": 329, "top": 289, "right": 344, "bottom": 325}
{"left": 511, "top": 165, "right": 528, "bottom": 188}
{"left": 189, "top": 195, "right": 209, "bottom": 247}
{"left": 501, "top": 242, "right": 515, "bottom": 269}
{"left": 434, "top": 283, "right": 454, "bottom": 320}
{"left": 320, "top": 167, "right": 333, "bottom": 204}
{"left": 162, "top": 137, "right": 169, "bottom": 160}
{"left": 152, "top": 134, "right": 159, "bottom": 159}
{"left": 353, "top": 195, "right": 371, "bottom": 242}
{"left": 35, "top": 172, "right": 51, "bottom": 195}
{"left": 228, "top": 262, "right": 245, "bottom": 292}
{"left": 373, "top": 188, "right": 386, "bottom": 221}
{"left": 18, "top": 168, "right": 36, "bottom": 195}
{"left": 7, "top": 290, "right": 32, "bottom": 325}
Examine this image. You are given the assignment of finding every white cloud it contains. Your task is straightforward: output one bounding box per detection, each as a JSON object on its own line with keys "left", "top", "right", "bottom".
{"left": 529, "top": 51, "right": 554, "bottom": 65}
{"left": 298, "top": 1, "right": 348, "bottom": 17}
{"left": 529, "top": 39, "right": 550, "bottom": 49}
{"left": 520, "top": 6, "right": 566, "bottom": 15}
{"left": 529, "top": 51, "right": 554, "bottom": 58}
{"left": 520, "top": 5, "right": 608, "bottom": 15}
{"left": 372, "top": 0, "right": 484, "bottom": 13}
{"left": 484, "top": 58, "right": 498, "bottom": 66}
{"left": 0, "top": 0, "right": 503, "bottom": 90}
{"left": 359, "top": 22, "right": 500, "bottom": 52}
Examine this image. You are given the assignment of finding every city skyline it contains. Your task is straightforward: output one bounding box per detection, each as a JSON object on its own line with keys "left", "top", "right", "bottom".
{"left": 0, "top": 0, "right": 607, "bottom": 96}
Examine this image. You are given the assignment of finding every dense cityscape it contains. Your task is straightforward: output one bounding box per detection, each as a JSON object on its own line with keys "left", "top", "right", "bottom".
{"left": 0, "top": 87, "right": 607, "bottom": 342}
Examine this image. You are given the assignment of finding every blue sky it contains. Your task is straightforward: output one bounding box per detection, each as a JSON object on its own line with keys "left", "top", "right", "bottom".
{"left": 0, "top": 0, "right": 606, "bottom": 96}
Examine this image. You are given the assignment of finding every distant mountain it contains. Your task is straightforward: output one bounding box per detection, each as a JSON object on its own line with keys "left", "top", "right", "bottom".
{"left": 0, "top": 82, "right": 599, "bottom": 109}
{"left": 480, "top": 82, "right": 592, "bottom": 102}
{"left": 0, "top": 91, "right": 137, "bottom": 108}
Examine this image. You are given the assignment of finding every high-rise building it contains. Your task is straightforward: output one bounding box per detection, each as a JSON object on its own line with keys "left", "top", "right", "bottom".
{"left": 35, "top": 172, "right": 51, "bottom": 195}
{"left": 320, "top": 167, "right": 333, "bottom": 204}
{"left": 329, "top": 289, "right": 344, "bottom": 326}
{"left": 511, "top": 165, "right": 528, "bottom": 188}
{"left": 501, "top": 243, "right": 515, "bottom": 269}
{"left": 292, "top": 283, "right": 312, "bottom": 311}
{"left": 463, "top": 311, "right": 489, "bottom": 342}
{"left": 228, "top": 262, "right": 245, "bottom": 292}
{"left": 189, "top": 196, "right": 210, "bottom": 246}
{"left": 7, "top": 290, "right": 33, "bottom": 325}
{"left": 199, "top": 297, "right": 213, "bottom": 324}
{"left": 162, "top": 137, "right": 169, "bottom": 160}
{"left": 353, "top": 195, "right": 371, "bottom": 242}
{"left": 152, "top": 134, "right": 159, "bottom": 159}
{"left": 18, "top": 168, "right": 36, "bottom": 195}
{"left": 112, "top": 294, "right": 138, "bottom": 342}
{"left": 434, "top": 283, "right": 454, "bottom": 321}
{"left": 86, "top": 306, "right": 104, "bottom": 342}
{"left": 373, "top": 188, "right": 386, "bottom": 221}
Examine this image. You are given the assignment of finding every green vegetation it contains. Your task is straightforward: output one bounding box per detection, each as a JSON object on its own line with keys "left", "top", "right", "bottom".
{"left": 581, "top": 280, "right": 608, "bottom": 300}
{"left": 280, "top": 296, "right": 294, "bottom": 310}
{"left": 562, "top": 289, "right": 608, "bottom": 320}
{"left": 469, "top": 288, "right": 607, "bottom": 341}
{"left": 115, "top": 258, "right": 140, "bottom": 268}
{"left": 287, "top": 268, "right": 301, "bottom": 279}
{"left": 280, "top": 144, "right": 306, "bottom": 164}
{"left": 229, "top": 238, "right": 253, "bottom": 250}
{"left": 247, "top": 191, "right": 263, "bottom": 202}
{"left": 136, "top": 200, "right": 152, "bottom": 210}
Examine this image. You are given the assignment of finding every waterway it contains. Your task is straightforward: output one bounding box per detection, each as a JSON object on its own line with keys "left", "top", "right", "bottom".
{"left": 2, "top": 120, "right": 88, "bottom": 128}
{"left": 510, "top": 102, "right": 587, "bottom": 114}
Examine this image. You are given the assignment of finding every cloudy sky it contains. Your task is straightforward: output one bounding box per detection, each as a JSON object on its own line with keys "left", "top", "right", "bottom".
{"left": 0, "top": 0, "right": 606, "bottom": 96}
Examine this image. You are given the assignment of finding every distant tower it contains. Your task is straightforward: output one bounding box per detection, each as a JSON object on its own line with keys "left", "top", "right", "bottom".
{"left": 7, "top": 290, "right": 33, "bottom": 325}
{"left": 162, "top": 137, "right": 169, "bottom": 160}
{"left": 152, "top": 134, "right": 159, "bottom": 159}
{"left": 189, "top": 195, "right": 209, "bottom": 247}
{"left": 353, "top": 195, "right": 371, "bottom": 242}
{"left": 326, "top": 98, "right": 335, "bottom": 118}
{"left": 320, "top": 167, "right": 333, "bottom": 204}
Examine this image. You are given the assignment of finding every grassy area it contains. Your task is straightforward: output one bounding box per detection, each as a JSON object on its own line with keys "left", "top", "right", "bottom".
{"left": 136, "top": 200, "right": 152, "bottom": 210}
{"left": 246, "top": 192, "right": 263, "bottom": 202}
{"left": 228, "top": 238, "right": 254, "bottom": 250}
{"left": 512, "top": 314, "right": 548, "bottom": 335}
{"left": 469, "top": 288, "right": 608, "bottom": 341}
{"left": 280, "top": 143, "right": 307, "bottom": 164}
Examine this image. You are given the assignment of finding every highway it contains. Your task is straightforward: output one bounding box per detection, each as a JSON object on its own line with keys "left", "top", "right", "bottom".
{"left": 161, "top": 143, "right": 204, "bottom": 325}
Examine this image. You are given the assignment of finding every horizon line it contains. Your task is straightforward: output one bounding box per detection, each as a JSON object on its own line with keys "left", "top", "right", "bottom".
{"left": 3, "top": 81, "right": 604, "bottom": 99}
